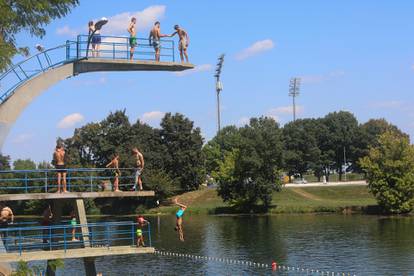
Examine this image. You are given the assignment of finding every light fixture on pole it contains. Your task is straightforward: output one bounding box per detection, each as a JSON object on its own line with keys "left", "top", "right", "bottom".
{"left": 85, "top": 17, "right": 108, "bottom": 59}
{"left": 289, "top": 77, "right": 301, "bottom": 122}
{"left": 215, "top": 54, "right": 225, "bottom": 133}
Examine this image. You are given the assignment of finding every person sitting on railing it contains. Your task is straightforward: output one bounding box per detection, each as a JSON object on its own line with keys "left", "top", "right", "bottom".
{"left": 170, "top": 25, "right": 189, "bottom": 63}
{"left": 88, "top": 21, "right": 101, "bottom": 57}
{"left": 128, "top": 17, "right": 137, "bottom": 60}
{"left": 53, "top": 144, "right": 67, "bottom": 193}
{"left": 136, "top": 215, "right": 149, "bottom": 247}
{"left": 149, "top": 21, "right": 171, "bottom": 62}
{"left": 0, "top": 202, "right": 13, "bottom": 247}
{"left": 105, "top": 153, "right": 121, "bottom": 192}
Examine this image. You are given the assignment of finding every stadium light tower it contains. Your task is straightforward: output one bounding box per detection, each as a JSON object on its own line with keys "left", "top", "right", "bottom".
{"left": 215, "top": 54, "right": 225, "bottom": 133}
{"left": 289, "top": 77, "right": 301, "bottom": 122}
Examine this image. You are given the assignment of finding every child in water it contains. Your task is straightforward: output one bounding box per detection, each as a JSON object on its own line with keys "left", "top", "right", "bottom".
{"left": 136, "top": 215, "right": 149, "bottom": 247}
{"left": 174, "top": 197, "right": 187, "bottom": 242}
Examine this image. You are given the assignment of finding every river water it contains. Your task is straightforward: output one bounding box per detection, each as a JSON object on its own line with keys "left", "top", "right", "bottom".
{"left": 52, "top": 214, "right": 413, "bottom": 275}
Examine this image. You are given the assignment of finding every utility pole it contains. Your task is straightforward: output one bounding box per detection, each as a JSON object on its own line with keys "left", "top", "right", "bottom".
{"left": 343, "top": 146, "right": 347, "bottom": 182}
{"left": 289, "top": 77, "right": 301, "bottom": 122}
{"left": 215, "top": 54, "right": 225, "bottom": 133}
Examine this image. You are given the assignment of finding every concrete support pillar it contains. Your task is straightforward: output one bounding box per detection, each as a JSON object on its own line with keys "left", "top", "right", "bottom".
{"left": 83, "top": 257, "right": 97, "bottom": 276}
{"left": 75, "top": 199, "right": 90, "bottom": 246}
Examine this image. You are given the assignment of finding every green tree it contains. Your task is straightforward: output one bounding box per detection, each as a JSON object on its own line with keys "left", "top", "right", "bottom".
{"left": 360, "top": 131, "right": 414, "bottom": 213}
{"left": 282, "top": 119, "right": 321, "bottom": 180}
{"left": 0, "top": 0, "right": 79, "bottom": 71}
{"left": 215, "top": 117, "right": 283, "bottom": 211}
{"left": 13, "top": 159, "right": 36, "bottom": 170}
{"left": 0, "top": 153, "right": 11, "bottom": 170}
{"left": 160, "top": 113, "right": 204, "bottom": 191}
{"left": 322, "top": 111, "right": 359, "bottom": 180}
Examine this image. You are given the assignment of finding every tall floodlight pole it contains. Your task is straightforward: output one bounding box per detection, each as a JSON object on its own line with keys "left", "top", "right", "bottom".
{"left": 215, "top": 54, "right": 225, "bottom": 133}
{"left": 289, "top": 77, "right": 301, "bottom": 122}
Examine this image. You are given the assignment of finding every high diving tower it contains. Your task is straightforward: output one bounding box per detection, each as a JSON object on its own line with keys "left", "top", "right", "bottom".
{"left": 0, "top": 34, "right": 194, "bottom": 149}
{"left": 0, "top": 35, "right": 193, "bottom": 276}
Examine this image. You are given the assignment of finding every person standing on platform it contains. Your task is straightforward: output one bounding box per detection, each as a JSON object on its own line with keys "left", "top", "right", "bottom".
{"left": 0, "top": 202, "right": 13, "bottom": 247}
{"left": 128, "top": 17, "right": 137, "bottom": 60}
{"left": 53, "top": 145, "right": 67, "bottom": 193}
{"left": 170, "top": 25, "right": 189, "bottom": 63}
{"left": 149, "top": 21, "right": 170, "bottom": 61}
{"left": 41, "top": 204, "right": 53, "bottom": 244}
{"left": 106, "top": 153, "right": 121, "bottom": 192}
{"left": 131, "top": 148, "right": 144, "bottom": 191}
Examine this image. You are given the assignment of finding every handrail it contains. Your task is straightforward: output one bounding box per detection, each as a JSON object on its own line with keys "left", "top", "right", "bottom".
{"left": 0, "top": 221, "right": 151, "bottom": 255}
{"left": 0, "top": 167, "right": 141, "bottom": 193}
{"left": 0, "top": 34, "right": 178, "bottom": 105}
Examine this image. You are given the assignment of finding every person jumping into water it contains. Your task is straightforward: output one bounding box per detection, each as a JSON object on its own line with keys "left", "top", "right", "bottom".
{"left": 170, "top": 25, "right": 189, "bottom": 63}
{"left": 174, "top": 197, "right": 187, "bottom": 242}
{"left": 106, "top": 153, "right": 121, "bottom": 192}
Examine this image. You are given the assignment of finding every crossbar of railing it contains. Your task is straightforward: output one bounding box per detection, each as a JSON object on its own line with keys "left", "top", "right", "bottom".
{"left": 0, "top": 167, "right": 140, "bottom": 193}
{"left": 0, "top": 221, "right": 151, "bottom": 255}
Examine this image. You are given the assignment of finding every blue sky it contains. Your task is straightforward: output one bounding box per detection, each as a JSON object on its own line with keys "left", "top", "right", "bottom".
{"left": 3, "top": 0, "right": 414, "bottom": 163}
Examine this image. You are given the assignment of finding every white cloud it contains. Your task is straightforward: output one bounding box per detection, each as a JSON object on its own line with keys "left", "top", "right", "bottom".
{"left": 300, "top": 70, "right": 345, "bottom": 84}
{"left": 237, "top": 117, "right": 250, "bottom": 126}
{"left": 103, "top": 5, "right": 166, "bottom": 35}
{"left": 56, "top": 25, "right": 78, "bottom": 37}
{"left": 57, "top": 113, "right": 84, "bottom": 129}
{"left": 268, "top": 105, "right": 304, "bottom": 115}
{"left": 235, "top": 39, "right": 275, "bottom": 60}
{"left": 12, "top": 133, "right": 33, "bottom": 144}
{"left": 173, "top": 64, "right": 212, "bottom": 77}
{"left": 370, "top": 100, "right": 403, "bottom": 109}
{"left": 141, "top": 111, "right": 165, "bottom": 123}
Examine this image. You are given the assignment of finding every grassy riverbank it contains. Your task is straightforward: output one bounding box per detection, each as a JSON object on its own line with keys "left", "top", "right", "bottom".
{"left": 148, "top": 185, "right": 377, "bottom": 215}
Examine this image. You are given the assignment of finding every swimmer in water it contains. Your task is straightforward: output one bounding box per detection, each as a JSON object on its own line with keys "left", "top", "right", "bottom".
{"left": 174, "top": 197, "right": 187, "bottom": 242}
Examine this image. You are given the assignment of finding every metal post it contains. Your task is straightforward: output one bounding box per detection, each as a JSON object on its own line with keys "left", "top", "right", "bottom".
{"left": 64, "top": 226, "right": 67, "bottom": 252}
{"left": 45, "top": 171, "right": 48, "bottom": 193}
{"left": 67, "top": 171, "right": 71, "bottom": 192}
{"left": 113, "top": 42, "right": 115, "bottom": 59}
{"left": 215, "top": 54, "right": 225, "bottom": 134}
{"left": 66, "top": 40, "right": 70, "bottom": 60}
{"left": 24, "top": 173, "right": 28, "bottom": 193}
{"left": 172, "top": 40, "right": 175, "bottom": 62}
{"left": 18, "top": 230, "right": 22, "bottom": 255}
{"left": 148, "top": 222, "right": 152, "bottom": 248}
{"left": 49, "top": 226, "right": 52, "bottom": 251}
{"left": 131, "top": 223, "right": 135, "bottom": 246}
{"left": 216, "top": 90, "right": 221, "bottom": 132}
{"left": 90, "top": 173, "right": 93, "bottom": 192}
{"left": 289, "top": 77, "right": 301, "bottom": 122}
{"left": 76, "top": 35, "right": 80, "bottom": 59}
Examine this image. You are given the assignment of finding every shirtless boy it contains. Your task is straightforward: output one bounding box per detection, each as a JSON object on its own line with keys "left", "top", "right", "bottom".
{"left": 0, "top": 202, "right": 13, "bottom": 246}
{"left": 128, "top": 17, "right": 137, "bottom": 60}
{"left": 106, "top": 153, "right": 121, "bottom": 192}
{"left": 170, "top": 25, "right": 189, "bottom": 63}
{"left": 149, "top": 22, "right": 170, "bottom": 61}
{"left": 131, "top": 148, "right": 144, "bottom": 191}
{"left": 53, "top": 145, "right": 67, "bottom": 193}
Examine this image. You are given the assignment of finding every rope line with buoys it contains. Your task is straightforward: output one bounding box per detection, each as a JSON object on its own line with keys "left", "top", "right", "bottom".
{"left": 153, "top": 250, "right": 357, "bottom": 275}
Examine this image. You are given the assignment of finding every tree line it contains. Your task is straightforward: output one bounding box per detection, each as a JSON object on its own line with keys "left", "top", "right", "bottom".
{"left": 0, "top": 110, "right": 412, "bottom": 214}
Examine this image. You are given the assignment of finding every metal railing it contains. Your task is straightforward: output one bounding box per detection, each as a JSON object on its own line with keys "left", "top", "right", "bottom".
{"left": 67, "top": 34, "right": 175, "bottom": 62}
{"left": 0, "top": 35, "right": 176, "bottom": 105}
{"left": 0, "top": 42, "right": 77, "bottom": 104}
{"left": 0, "top": 221, "right": 151, "bottom": 255}
{"left": 0, "top": 168, "right": 139, "bottom": 194}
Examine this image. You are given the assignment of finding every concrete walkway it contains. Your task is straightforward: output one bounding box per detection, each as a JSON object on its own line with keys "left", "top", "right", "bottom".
{"left": 284, "top": 180, "right": 367, "bottom": 188}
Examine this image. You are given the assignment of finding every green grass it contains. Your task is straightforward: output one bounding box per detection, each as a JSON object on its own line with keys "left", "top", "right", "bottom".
{"left": 149, "top": 185, "right": 377, "bottom": 215}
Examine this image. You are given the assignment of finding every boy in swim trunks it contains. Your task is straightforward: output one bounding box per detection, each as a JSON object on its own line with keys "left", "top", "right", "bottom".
{"left": 170, "top": 25, "right": 190, "bottom": 63}
{"left": 136, "top": 215, "right": 149, "bottom": 247}
{"left": 106, "top": 153, "right": 121, "bottom": 192}
{"left": 174, "top": 197, "right": 187, "bottom": 242}
{"left": 53, "top": 144, "right": 67, "bottom": 193}
{"left": 128, "top": 17, "right": 137, "bottom": 60}
{"left": 131, "top": 148, "right": 144, "bottom": 191}
{"left": 149, "top": 21, "right": 170, "bottom": 62}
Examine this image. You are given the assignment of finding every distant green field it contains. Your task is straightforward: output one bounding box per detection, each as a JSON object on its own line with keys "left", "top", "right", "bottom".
{"left": 149, "top": 185, "right": 377, "bottom": 215}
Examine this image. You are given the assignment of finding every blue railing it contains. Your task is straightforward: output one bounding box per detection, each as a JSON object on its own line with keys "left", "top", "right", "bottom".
{"left": 67, "top": 34, "right": 175, "bottom": 62}
{"left": 0, "top": 168, "right": 139, "bottom": 193}
{"left": 0, "top": 221, "right": 151, "bottom": 255}
{"left": 0, "top": 35, "right": 176, "bottom": 105}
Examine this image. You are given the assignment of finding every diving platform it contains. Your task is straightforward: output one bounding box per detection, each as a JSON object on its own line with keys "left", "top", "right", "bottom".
{"left": 74, "top": 58, "right": 194, "bottom": 73}
{"left": 0, "top": 246, "right": 155, "bottom": 262}
{"left": 0, "top": 190, "right": 154, "bottom": 201}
